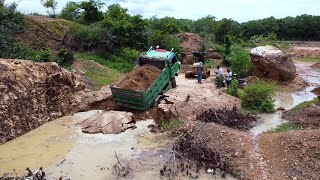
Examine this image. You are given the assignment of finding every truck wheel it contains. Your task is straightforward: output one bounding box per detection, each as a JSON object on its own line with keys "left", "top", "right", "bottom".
{"left": 172, "top": 78, "right": 177, "bottom": 88}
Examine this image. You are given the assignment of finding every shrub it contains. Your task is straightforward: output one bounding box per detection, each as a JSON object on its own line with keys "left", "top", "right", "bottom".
{"left": 34, "top": 48, "right": 52, "bottom": 62}
{"left": 57, "top": 48, "right": 74, "bottom": 66}
{"left": 0, "top": 1, "right": 25, "bottom": 58}
{"left": 148, "top": 30, "right": 181, "bottom": 52}
{"left": 241, "top": 80, "right": 276, "bottom": 113}
{"left": 227, "top": 79, "right": 239, "bottom": 97}
{"left": 226, "top": 44, "right": 254, "bottom": 77}
{"left": 120, "top": 48, "right": 140, "bottom": 63}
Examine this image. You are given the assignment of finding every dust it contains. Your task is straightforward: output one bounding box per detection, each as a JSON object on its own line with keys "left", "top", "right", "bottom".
{"left": 117, "top": 64, "right": 162, "bottom": 91}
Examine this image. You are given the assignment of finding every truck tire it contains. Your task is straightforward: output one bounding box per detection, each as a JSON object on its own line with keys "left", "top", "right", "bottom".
{"left": 172, "top": 77, "right": 177, "bottom": 88}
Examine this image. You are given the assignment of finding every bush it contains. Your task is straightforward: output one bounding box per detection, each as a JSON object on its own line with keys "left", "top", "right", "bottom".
{"left": 57, "top": 48, "right": 74, "bottom": 66}
{"left": 0, "top": 1, "right": 25, "bottom": 58}
{"left": 241, "top": 80, "right": 276, "bottom": 113}
{"left": 34, "top": 47, "right": 52, "bottom": 62}
{"left": 120, "top": 48, "right": 140, "bottom": 63}
{"left": 226, "top": 44, "right": 254, "bottom": 77}
{"left": 148, "top": 30, "right": 181, "bottom": 52}
{"left": 227, "top": 79, "right": 239, "bottom": 97}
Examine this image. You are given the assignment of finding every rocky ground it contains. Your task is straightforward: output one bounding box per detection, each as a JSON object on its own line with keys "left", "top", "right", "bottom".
{"left": 259, "top": 130, "right": 320, "bottom": 180}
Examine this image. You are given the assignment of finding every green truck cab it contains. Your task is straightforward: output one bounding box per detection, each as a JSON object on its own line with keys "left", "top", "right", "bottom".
{"left": 110, "top": 47, "right": 181, "bottom": 110}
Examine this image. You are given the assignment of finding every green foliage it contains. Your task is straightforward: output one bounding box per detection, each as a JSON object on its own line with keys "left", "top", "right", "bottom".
{"left": 226, "top": 44, "right": 254, "bottom": 77}
{"left": 79, "top": 0, "right": 104, "bottom": 24}
{"left": 34, "top": 47, "right": 52, "bottom": 62}
{"left": 161, "top": 119, "right": 183, "bottom": 130}
{"left": 75, "top": 53, "right": 135, "bottom": 73}
{"left": 102, "top": 4, "right": 148, "bottom": 50}
{"left": 269, "top": 123, "right": 304, "bottom": 132}
{"left": 287, "top": 98, "right": 319, "bottom": 115}
{"left": 241, "top": 80, "right": 276, "bottom": 113}
{"left": 41, "top": 0, "right": 58, "bottom": 17}
{"left": 148, "top": 30, "right": 181, "bottom": 52}
{"left": 57, "top": 48, "right": 74, "bottom": 66}
{"left": 120, "top": 48, "right": 140, "bottom": 63}
{"left": 0, "top": 1, "right": 25, "bottom": 58}
{"left": 60, "top": 1, "right": 80, "bottom": 21}
{"left": 227, "top": 79, "right": 239, "bottom": 97}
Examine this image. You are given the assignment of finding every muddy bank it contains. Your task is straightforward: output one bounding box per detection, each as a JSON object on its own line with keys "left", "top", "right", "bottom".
{"left": 283, "top": 100, "right": 320, "bottom": 128}
{"left": 259, "top": 130, "right": 320, "bottom": 179}
{"left": 0, "top": 59, "right": 85, "bottom": 144}
{"left": 175, "top": 122, "right": 262, "bottom": 179}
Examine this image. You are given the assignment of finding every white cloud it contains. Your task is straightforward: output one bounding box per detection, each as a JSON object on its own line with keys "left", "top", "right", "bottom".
{"left": 5, "top": 0, "right": 320, "bottom": 22}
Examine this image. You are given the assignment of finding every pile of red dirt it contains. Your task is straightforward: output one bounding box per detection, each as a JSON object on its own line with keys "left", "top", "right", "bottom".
{"left": 117, "top": 64, "right": 162, "bottom": 91}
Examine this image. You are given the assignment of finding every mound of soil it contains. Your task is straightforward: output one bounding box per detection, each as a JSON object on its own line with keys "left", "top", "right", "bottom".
{"left": 117, "top": 64, "right": 162, "bottom": 91}
{"left": 176, "top": 33, "right": 203, "bottom": 64}
{"left": 259, "top": 130, "right": 320, "bottom": 179}
{"left": 174, "top": 122, "right": 262, "bottom": 179}
{"left": 283, "top": 103, "right": 320, "bottom": 128}
{"left": 0, "top": 59, "right": 85, "bottom": 144}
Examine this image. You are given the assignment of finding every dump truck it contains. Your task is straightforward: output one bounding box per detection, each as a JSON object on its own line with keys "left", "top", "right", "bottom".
{"left": 110, "top": 47, "right": 180, "bottom": 110}
{"left": 185, "top": 52, "right": 210, "bottom": 79}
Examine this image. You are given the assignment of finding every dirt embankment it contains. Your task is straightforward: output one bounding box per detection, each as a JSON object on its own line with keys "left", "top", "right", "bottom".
{"left": 0, "top": 59, "right": 85, "bottom": 143}
{"left": 117, "top": 64, "right": 162, "bottom": 91}
{"left": 17, "top": 16, "right": 81, "bottom": 52}
{"left": 259, "top": 130, "right": 320, "bottom": 179}
{"left": 283, "top": 101, "right": 320, "bottom": 128}
{"left": 290, "top": 41, "right": 320, "bottom": 57}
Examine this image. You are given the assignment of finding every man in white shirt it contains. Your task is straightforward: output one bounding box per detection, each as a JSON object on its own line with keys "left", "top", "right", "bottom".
{"left": 216, "top": 66, "right": 224, "bottom": 88}
{"left": 226, "top": 69, "right": 233, "bottom": 88}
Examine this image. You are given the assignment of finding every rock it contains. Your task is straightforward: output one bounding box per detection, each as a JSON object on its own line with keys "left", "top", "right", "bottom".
{"left": 311, "top": 62, "right": 320, "bottom": 70}
{"left": 81, "top": 111, "right": 135, "bottom": 134}
{"left": 250, "top": 46, "right": 296, "bottom": 82}
{"left": 0, "top": 59, "right": 85, "bottom": 144}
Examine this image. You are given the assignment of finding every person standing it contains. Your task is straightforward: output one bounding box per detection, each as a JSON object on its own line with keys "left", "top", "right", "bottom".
{"left": 216, "top": 66, "right": 224, "bottom": 88}
{"left": 197, "top": 61, "right": 204, "bottom": 83}
{"left": 226, "top": 69, "right": 233, "bottom": 88}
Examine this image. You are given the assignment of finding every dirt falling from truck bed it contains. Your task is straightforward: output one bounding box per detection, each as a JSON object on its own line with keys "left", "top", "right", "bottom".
{"left": 117, "top": 64, "right": 162, "bottom": 91}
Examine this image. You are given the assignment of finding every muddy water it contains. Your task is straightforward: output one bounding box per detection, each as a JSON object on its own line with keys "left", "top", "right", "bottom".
{"left": 0, "top": 110, "right": 234, "bottom": 179}
{"left": 250, "top": 62, "right": 320, "bottom": 135}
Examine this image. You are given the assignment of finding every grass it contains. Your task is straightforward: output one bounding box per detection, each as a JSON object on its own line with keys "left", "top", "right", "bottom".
{"left": 287, "top": 98, "right": 319, "bottom": 115}
{"left": 72, "top": 59, "right": 124, "bottom": 86}
{"left": 292, "top": 57, "right": 320, "bottom": 63}
{"left": 161, "top": 119, "right": 183, "bottom": 130}
{"left": 75, "top": 53, "right": 135, "bottom": 73}
{"left": 269, "top": 123, "right": 304, "bottom": 132}
{"left": 85, "top": 66, "right": 123, "bottom": 86}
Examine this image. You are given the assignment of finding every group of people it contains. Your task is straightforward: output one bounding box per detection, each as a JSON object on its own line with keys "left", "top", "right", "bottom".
{"left": 197, "top": 62, "right": 233, "bottom": 88}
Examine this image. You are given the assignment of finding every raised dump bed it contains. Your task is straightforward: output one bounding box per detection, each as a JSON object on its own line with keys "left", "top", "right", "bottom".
{"left": 111, "top": 48, "right": 180, "bottom": 110}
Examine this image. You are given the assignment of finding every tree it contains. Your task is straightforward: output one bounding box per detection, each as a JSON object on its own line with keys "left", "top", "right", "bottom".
{"left": 102, "top": 4, "right": 148, "bottom": 49}
{"left": 41, "top": 0, "right": 57, "bottom": 18}
{"left": 79, "top": 0, "right": 104, "bottom": 24}
{"left": 60, "top": 1, "right": 80, "bottom": 21}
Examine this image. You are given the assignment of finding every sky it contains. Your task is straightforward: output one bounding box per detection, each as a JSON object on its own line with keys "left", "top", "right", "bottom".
{"left": 6, "top": 0, "right": 320, "bottom": 22}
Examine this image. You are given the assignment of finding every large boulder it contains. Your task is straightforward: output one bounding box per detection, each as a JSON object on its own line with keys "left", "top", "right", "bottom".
{"left": 0, "top": 59, "right": 85, "bottom": 144}
{"left": 250, "top": 46, "right": 296, "bottom": 82}
{"left": 176, "top": 33, "right": 203, "bottom": 64}
{"left": 81, "top": 111, "right": 135, "bottom": 134}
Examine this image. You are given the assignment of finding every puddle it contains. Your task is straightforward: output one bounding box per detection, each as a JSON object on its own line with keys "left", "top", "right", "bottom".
{"left": 0, "top": 110, "right": 234, "bottom": 179}
{"left": 250, "top": 63, "right": 320, "bottom": 136}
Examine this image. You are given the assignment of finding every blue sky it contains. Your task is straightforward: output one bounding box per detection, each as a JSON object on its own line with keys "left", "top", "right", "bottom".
{"left": 6, "top": 0, "right": 320, "bottom": 22}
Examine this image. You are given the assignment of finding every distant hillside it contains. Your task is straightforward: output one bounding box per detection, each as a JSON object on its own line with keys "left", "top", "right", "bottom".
{"left": 17, "top": 16, "right": 84, "bottom": 51}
